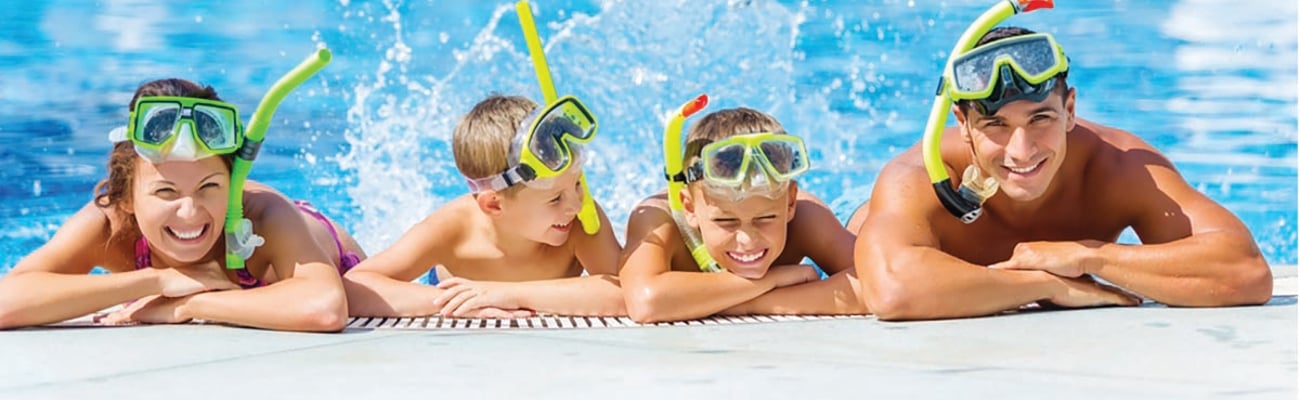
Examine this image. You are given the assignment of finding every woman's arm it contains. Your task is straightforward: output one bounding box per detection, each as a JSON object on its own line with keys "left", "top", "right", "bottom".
{"left": 0, "top": 203, "right": 230, "bottom": 328}
{"left": 174, "top": 196, "right": 347, "bottom": 332}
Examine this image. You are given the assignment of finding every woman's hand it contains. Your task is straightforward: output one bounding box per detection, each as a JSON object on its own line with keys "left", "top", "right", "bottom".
{"left": 102, "top": 295, "right": 193, "bottom": 325}
{"left": 153, "top": 261, "right": 239, "bottom": 298}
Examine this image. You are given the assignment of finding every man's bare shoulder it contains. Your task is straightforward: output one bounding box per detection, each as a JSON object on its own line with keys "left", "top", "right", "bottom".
{"left": 1075, "top": 119, "right": 1178, "bottom": 180}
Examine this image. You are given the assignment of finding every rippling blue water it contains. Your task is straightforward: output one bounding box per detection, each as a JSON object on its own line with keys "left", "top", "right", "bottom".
{"left": 0, "top": 0, "right": 1294, "bottom": 272}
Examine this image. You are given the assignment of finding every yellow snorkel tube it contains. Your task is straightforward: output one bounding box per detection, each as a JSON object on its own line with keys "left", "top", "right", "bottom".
{"left": 224, "top": 48, "right": 331, "bottom": 270}
{"left": 923, "top": 0, "right": 1054, "bottom": 224}
{"left": 516, "top": 0, "right": 599, "bottom": 235}
{"left": 664, "top": 94, "right": 722, "bottom": 273}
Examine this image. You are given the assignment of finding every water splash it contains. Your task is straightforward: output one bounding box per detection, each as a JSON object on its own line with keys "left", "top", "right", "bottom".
{"left": 335, "top": 0, "right": 863, "bottom": 248}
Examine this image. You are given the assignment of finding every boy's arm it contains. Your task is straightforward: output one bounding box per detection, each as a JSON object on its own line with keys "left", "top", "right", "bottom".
{"left": 788, "top": 190, "right": 857, "bottom": 274}
{"left": 343, "top": 211, "right": 456, "bottom": 317}
{"left": 858, "top": 155, "right": 1137, "bottom": 321}
{"left": 573, "top": 201, "right": 623, "bottom": 275}
{"left": 434, "top": 275, "right": 624, "bottom": 317}
{"left": 721, "top": 269, "right": 866, "bottom": 315}
{"left": 619, "top": 203, "right": 817, "bottom": 323}
{"left": 463, "top": 201, "right": 625, "bottom": 316}
{"left": 992, "top": 141, "right": 1272, "bottom": 306}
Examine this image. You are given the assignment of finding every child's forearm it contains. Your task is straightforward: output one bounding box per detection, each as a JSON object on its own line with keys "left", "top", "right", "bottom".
{"left": 509, "top": 275, "right": 626, "bottom": 316}
{"left": 624, "top": 272, "right": 774, "bottom": 323}
{"left": 721, "top": 271, "right": 867, "bottom": 316}
{"left": 343, "top": 271, "right": 443, "bottom": 317}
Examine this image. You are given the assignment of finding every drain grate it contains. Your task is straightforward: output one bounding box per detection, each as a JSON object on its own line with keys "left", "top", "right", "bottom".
{"left": 344, "top": 314, "right": 865, "bottom": 330}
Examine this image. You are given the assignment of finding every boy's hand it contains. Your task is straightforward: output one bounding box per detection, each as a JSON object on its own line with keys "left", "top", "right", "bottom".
{"left": 154, "top": 261, "right": 240, "bottom": 298}
{"left": 102, "top": 295, "right": 193, "bottom": 325}
{"left": 763, "top": 264, "right": 821, "bottom": 288}
{"left": 988, "top": 240, "right": 1105, "bottom": 278}
{"left": 1046, "top": 275, "right": 1143, "bottom": 308}
{"left": 433, "top": 278, "right": 521, "bottom": 317}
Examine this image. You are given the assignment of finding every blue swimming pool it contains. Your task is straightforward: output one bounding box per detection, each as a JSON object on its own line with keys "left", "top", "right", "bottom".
{"left": 0, "top": 0, "right": 1294, "bottom": 273}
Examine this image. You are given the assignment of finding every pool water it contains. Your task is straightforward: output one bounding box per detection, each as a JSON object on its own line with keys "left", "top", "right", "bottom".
{"left": 0, "top": 0, "right": 1294, "bottom": 273}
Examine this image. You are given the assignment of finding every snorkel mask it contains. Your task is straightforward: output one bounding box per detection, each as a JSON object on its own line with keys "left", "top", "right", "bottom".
{"left": 121, "top": 97, "right": 245, "bottom": 163}
{"left": 466, "top": 95, "right": 598, "bottom": 193}
{"left": 922, "top": 0, "right": 1058, "bottom": 223}
{"left": 513, "top": 0, "right": 600, "bottom": 235}
{"left": 111, "top": 49, "right": 332, "bottom": 270}
{"left": 683, "top": 133, "right": 809, "bottom": 202}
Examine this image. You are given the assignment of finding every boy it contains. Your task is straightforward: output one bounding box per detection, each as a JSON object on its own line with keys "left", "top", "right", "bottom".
{"left": 620, "top": 105, "right": 866, "bottom": 323}
{"left": 344, "top": 95, "right": 624, "bottom": 318}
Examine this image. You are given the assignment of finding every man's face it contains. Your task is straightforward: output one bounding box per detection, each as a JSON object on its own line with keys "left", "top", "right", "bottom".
{"left": 956, "top": 88, "right": 1076, "bottom": 202}
{"left": 684, "top": 183, "right": 797, "bottom": 280}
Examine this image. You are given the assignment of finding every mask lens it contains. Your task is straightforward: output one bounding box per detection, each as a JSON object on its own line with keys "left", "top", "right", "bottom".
{"left": 950, "top": 34, "right": 1060, "bottom": 96}
{"left": 192, "top": 105, "right": 238, "bottom": 151}
{"left": 704, "top": 143, "right": 748, "bottom": 182}
{"left": 527, "top": 99, "right": 596, "bottom": 172}
{"left": 758, "top": 139, "right": 807, "bottom": 179}
{"left": 529, "top": 120, "right": 572, "bottom": 172}
{"left": 138, "top": 104, "right": 182, "bottom": 145}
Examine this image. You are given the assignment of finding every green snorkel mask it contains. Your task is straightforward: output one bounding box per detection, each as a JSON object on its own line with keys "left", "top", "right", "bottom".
{"left": 663, "top": 94, "right": 721, "bottom": 273}
{"left": 922, "top": 0, "right": 1057, "bottom": 223}
{"left": 515, "top": 0, "right": 600, "bottom": 235}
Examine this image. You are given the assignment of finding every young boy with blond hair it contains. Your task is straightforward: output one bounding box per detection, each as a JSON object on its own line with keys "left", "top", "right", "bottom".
{"left": 620, "top": 103, "right": 866, "bottom": 323}
{"left": 345, "top": 94, "right": 623, "bottom": 318}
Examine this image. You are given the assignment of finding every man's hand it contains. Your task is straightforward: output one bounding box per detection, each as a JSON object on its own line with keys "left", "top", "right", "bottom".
{"left": 988, "top": 240, "right": 1106, "bottom": 278}
{"left": 102, "top": 295, "right": 193, "bottom": 325}
{"left": 432, "top": 278, "right": 523, "bottom": 317}
{"left": 154, "top": 261, "right": 240, "bottom": 298}
{"left": 1046, "top": 275, "right": 1143, "bottom": 308}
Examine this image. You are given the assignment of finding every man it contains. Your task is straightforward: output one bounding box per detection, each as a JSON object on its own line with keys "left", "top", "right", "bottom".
{"left": 849, "top": 27, "right": 1272, "bottom": 321}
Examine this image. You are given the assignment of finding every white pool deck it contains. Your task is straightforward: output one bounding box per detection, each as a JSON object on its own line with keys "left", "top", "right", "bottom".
{"left": 1, "top": 268, "right": 1295, "bottom": 400}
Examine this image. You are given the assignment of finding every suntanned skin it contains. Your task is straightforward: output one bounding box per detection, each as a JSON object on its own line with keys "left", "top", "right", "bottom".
{"left": 849, "top": 88, "right": 1273, "bottom": 321}
{"left": 0, "top": 157, "right": 362, "bottom": 332}
{"left": 620, "top": 183, "right": 866, "bottom": 324}
{"left": 344, "top": 167, "right": 625, "bottom": 318}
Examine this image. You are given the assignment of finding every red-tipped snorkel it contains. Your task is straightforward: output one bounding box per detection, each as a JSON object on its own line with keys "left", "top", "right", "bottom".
{"left": 664, "top": 94, "right": 721, "bottom": 273}
{"left": 922, "top": 0, "right": 1054, "bottom": 223}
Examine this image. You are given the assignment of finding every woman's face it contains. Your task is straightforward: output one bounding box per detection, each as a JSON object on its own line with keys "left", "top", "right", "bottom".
{"left": 128, "top": 157, "right": 230, "bottom": 265}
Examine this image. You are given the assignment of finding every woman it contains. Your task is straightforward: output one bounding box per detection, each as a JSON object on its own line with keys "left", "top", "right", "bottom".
{"left": 0, "top": 78, "right": 364, "bottom": 332}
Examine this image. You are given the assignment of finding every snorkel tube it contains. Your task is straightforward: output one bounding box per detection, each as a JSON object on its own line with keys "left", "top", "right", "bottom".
{"left": 664, "top": 94, "right": 721, "bottom": 273}
{"left": 923, "top": 0, "right": 1053, "bottom": 223}
{"left": 224, "top": 48, "right": 332, "bottom": 270}
{"left": 516, "top": 0, "right": 600, "bottom": 235}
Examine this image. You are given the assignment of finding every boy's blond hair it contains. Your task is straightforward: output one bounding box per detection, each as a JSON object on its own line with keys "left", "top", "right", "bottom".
{"left": 452, "top": 95, "right": 539, "bottom": 195}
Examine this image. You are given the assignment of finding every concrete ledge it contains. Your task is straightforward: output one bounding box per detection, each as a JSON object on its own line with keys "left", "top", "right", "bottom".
{"left": 1, "top": 267, "right": 1294, "bottom": 399}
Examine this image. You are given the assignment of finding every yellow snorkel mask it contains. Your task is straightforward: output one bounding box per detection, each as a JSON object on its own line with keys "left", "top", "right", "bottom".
{"left": 466, "top": 95, "right": 598, "bottom": 193}
{"left": 922, "top": 0, "right": 1057, "bottom": 223}
{"left": 515, "top": 0, "right": 600, "bottom": 235}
